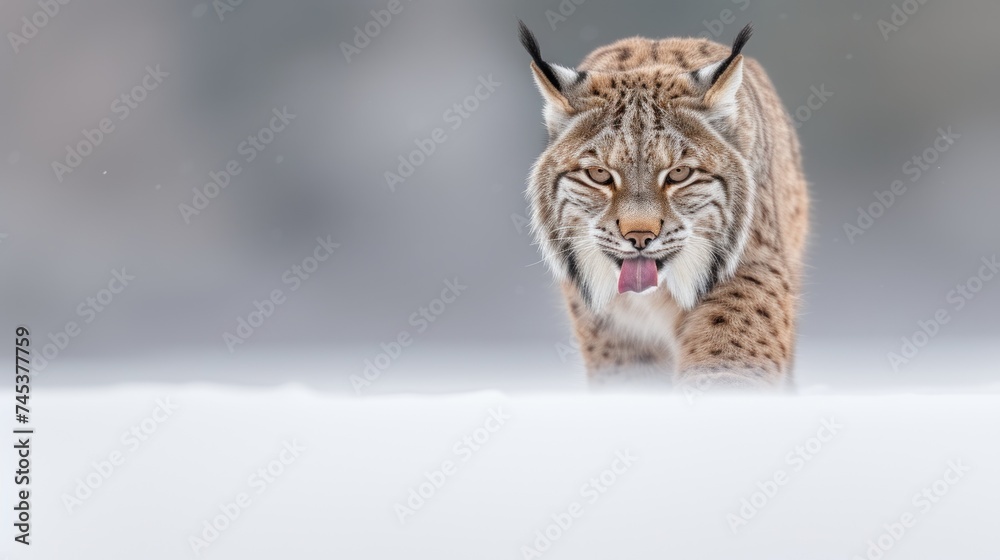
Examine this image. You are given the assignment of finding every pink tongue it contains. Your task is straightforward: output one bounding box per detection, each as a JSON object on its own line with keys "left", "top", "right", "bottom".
{"left": 618, "top": 257, "right": 658, "bottom": 294}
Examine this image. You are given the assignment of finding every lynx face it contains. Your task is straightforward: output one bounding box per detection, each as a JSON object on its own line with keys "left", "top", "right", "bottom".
{"left": 523, "top": 24, "right": 756, "bottom": 311}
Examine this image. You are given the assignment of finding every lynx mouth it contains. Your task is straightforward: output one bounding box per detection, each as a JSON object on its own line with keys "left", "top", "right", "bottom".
{"left": 617, "top": 257, "right": 659, "bottom": 294}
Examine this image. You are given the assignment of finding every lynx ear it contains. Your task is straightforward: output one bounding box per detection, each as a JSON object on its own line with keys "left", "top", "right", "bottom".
{"left": 518, "top": 20, "right": 587, "bottom": 133}
{"left": 690, "top": 23, "right": 752, "bottom": 118}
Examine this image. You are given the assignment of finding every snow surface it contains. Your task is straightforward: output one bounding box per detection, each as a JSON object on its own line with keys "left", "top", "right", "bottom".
{"left": 3, "top": 385, "right": 999, "bottom": 559}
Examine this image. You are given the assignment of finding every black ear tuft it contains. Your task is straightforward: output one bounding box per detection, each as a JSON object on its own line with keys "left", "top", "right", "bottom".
{"left": 730, "top": 22, "right": 754, "bottom": 57}
{"left": 711, "top": 22, "right": 753, "bottom": 85}
{"left": 518, "top": 19, "right": 564, "bottom": 92}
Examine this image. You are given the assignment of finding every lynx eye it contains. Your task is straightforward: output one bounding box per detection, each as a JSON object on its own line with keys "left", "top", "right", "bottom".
{"left": 585, "top": 167, "right": 613, "bottom": 185}
{"left": 666, "top": 166, "right": 692, "bottom": 184}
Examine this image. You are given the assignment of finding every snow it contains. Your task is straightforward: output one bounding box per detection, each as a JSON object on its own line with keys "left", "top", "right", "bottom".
{"left": 4, "top": 384, "right": 999, "bottom": 559}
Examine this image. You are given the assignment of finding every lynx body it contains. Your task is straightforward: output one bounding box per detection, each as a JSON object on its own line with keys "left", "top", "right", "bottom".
{"left": 520, "top": 23, "right": 808, "bottom": 389}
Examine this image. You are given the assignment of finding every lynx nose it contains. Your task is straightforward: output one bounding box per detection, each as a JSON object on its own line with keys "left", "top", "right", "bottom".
{"left": 618, "top": 218, "right": 661, "bottom": 250}
{"left": 623, "top": 231, "right": 656, "bottom": 250}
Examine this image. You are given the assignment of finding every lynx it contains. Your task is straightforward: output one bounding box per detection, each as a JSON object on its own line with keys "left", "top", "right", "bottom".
{"left": 520, "top": 22, "right": 808, "bottom": 390}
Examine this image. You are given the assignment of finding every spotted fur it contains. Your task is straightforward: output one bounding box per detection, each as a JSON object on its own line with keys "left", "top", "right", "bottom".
{"left": 520, "top": 22, "right": 808, "bottom": 390}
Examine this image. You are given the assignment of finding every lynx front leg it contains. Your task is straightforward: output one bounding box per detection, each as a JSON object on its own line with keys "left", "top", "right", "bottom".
{"left": 562, "top": 285, "right": 673, "bottom": 387}
{"left": 673, "top": 261, "right": 798, "bottom": 391}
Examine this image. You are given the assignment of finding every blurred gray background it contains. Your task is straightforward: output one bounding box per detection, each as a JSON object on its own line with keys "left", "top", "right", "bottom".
{"left": 1, "top": 0, "right": 997, "bottom": 390}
